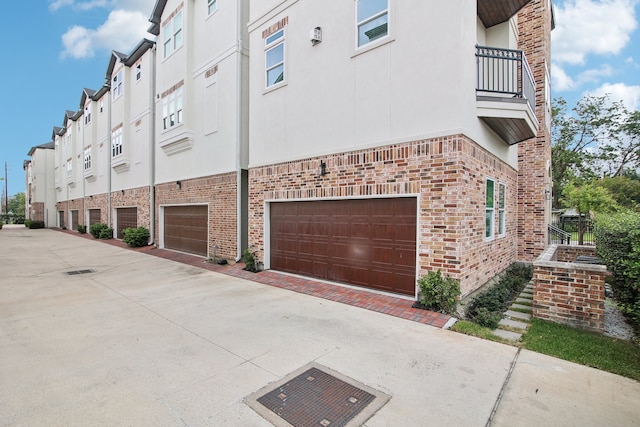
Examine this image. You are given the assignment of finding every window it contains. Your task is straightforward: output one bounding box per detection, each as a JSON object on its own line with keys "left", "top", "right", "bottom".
{"left": 265, "top": 29, "right": 285, "bottom": 88}
{"left": 84, "top": 104, "right": 92, "bottom": 124}
{"left": 136, "top": 64, "right": 141, "bottom": 81}
{"left": 66, "top": 159, "right": 73, "bottom": 177}
{"left": 208, "top": 0, "right": 217, "bottom": 15}
{"left": 162, "top": 87, "right": 184, "bottom": 130}
{"left": 100, "top": 100, "right": 104, "bottom": 113}
{"left": 112, "top": 127, "right": 123, "bottom": 157}
{"left": 113, "top": 70, "right": 123, "bottom": 99}
{"left": 498, "top": 183, "right": 506, "bottom": 236}
{"left": 84, "top": 147, "right": 92, "bottom": 170}
{"left": 163, "top": 10, "right": 183, "bottom": 58}
{"left": 485, "top": 178, "right": 495, "bottom": 239}
{"left": 356, "top": 0, "right": 388, "bottom": 47}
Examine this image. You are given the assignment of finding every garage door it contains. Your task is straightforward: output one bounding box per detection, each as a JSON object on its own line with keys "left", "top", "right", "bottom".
{"left": 164, "top": 205, "right": 208, "bottom": 256}
{"left": 270, "top": 198, "right": 417, "bottom": 296}
{"left": 116, "top": 207, "right": 137, "bottom": 239}
{"left": 88, "top": 209, "right": 101, "bottom": 226}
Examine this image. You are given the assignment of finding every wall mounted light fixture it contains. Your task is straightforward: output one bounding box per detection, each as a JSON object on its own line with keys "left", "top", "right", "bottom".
{"left": 319, "top": 160, "right": 328, "bottom": 176}
{"left": 176, "top": 181, "right": 182, "bottom": 190}
{"left": 544, "top": 189, "right": 551, "bottom": 200}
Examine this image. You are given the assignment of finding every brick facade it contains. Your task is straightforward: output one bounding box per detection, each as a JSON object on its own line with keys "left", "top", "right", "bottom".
{"left": 84, "top": 193, "right": 110, "bottom": 225}
{"left": 533, "top": 245, "right": 606, "bottom": 333}
{"left": 111, "top": 186, "right": 151, "bottom": 230}
{"left": 155, "top": 172, "right": 238, "bottom": 260}
{"left": 249, "top": 134, "right": 518, "bottom": 296}
{"left": 30, "top": 202, "right": 45, "bottom": 222}
{"left": 517, "top": 0, "right": 553, "bottom": 261}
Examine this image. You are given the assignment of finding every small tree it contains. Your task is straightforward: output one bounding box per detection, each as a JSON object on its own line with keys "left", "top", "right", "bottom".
{"left": 562, "top": 183, "right": 618, "bottom": 244}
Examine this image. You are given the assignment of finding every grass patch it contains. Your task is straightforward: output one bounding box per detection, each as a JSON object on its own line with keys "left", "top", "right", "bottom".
{"left": 522, "top": 318, "right": 640, "bottom": 381}
{"left": 450, "top": 320, "right": 513, "bottom": 344}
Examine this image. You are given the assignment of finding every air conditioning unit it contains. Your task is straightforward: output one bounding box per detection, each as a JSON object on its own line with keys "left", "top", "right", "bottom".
{"left": 310, "top": 27, "right": 322, "bottom": 45}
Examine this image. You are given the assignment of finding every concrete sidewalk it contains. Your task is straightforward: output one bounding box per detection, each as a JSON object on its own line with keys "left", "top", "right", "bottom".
{"left": 1, "top": 226, "right": 638, "bottom": 426}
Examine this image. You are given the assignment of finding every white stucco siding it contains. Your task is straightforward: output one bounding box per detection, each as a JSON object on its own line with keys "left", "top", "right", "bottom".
{"left": 248, "top": 1, "right": 515, "bottom": 169}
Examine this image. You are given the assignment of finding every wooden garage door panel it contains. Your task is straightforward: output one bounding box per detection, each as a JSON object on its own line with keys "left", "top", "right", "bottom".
{"left": 164, "top": 206, "right": 208, "bottom": 256}
{"left": 116, "top": 208, "right": 137, "bottom": 239}
{"left": 270, "top": 198, "right": 417, "bottom": 296}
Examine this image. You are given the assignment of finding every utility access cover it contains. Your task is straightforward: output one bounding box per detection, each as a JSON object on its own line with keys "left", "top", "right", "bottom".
{"left": 245, "top": 363, "right": 390, "bottom": 427}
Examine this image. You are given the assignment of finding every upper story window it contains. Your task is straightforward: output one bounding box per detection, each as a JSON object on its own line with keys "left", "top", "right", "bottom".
{"left": 136, "top": 64, "right": 142, "bottom": 81}
{"left": 356, "top": 0, "right": 389, "bottom": 47}
{"left": 84, "top": 147, "right": 92, "bottom": 170}
{"left": 498, "top": 182, "right": 506, "bottom": 236}
{"left": 485, "top": 178, "right": 495, "bottom": 240}
{"left": 112, "top": 127, "right": 123, "bottom": 158}
{"left": 163, "top": 9, "right": 183, "bottom": 58}
{"left": 84, "top": 104, "right": 92, "bottom": 125}
{"left": 113, "top": 70, "right": 123, "bottom": 99}
{"left": 208, "top": 0, "right": 217, "bottom": 15}
{"left": 66, "top": 159, "right": 73, "bottom": 176}
{"left": 162, "top": 84, "right": 184, "bottom": 130}
{"left": 100, "top": 100, "right": 104, "bottom": 113}
{"left": 265, "top": 29, "right": 285, "bottom": 88}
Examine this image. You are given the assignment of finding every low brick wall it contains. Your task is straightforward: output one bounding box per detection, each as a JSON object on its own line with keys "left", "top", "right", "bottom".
{"left": 533, "top": 245, "right": 606, "bottom": 333}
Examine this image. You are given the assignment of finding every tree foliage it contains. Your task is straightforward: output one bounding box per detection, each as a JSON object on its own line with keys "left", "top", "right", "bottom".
{"left": 7, "top": 192, "right": 25, "bottom": 217}
{"left": 562, "top": 183, "right": 618, "bottom": 244}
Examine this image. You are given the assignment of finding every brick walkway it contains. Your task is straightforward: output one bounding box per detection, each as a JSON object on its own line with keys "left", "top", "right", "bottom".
{"left": 58, "top": 229, "right": 451, "bottom": 328}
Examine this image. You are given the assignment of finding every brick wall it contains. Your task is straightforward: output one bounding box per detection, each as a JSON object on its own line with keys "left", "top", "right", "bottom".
{"left": 111, "top": 186, "right": 151, "bottom": 229}
{"left": 84, "top": 193, "right": 109, "bottom": 225}
{"left": 533, "top": 245, "right": 606, "bottom": 333}
{"left": 555, "top": 245, "right": 597, "bottom": 263}
{"left": 517, "top": 0, "right": 553, "bottom": 261}
{"left": 249, "top": 134, "right": 518, "bottom": 296}
{"left": 31, "top": 202, "right": 45, "bottom": 222}
{"left": 155, "top": 172, "right": 238, "bottom": 260}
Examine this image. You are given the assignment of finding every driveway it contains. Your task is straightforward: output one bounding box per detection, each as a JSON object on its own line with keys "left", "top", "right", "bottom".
{"left": 1, "top": 226, "right": 638, "bottom": 426}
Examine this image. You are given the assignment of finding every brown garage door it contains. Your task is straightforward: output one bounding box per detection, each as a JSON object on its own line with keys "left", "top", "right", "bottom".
{"left": 164, "top": 205, "right": 208, "bottom": 256}
{"left": 270, "top": 198, "right": 417, "bottom": 296}
{"left": 88, "top": 209, "right": 101, "bottom": 226}
{"left": 116, "top": 207, "right": 137, "bottom": 239}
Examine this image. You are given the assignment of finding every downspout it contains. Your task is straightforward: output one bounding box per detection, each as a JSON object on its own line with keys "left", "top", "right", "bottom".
{"left": 106, "top": 84, "right": 112, "bottom": 228}
{"left": 235, "top": 0, "right": 245, "bottom": 262}
{"left": 149, "top": 44, "right": 157, "bottom": 245}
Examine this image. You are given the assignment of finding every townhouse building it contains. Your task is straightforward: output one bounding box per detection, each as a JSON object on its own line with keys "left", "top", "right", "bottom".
{"left": 24, "top": 142, "right": 56, "bottom": 226}
{"left": 147, "top": 0, "right": 249, "bottom": 260}
{"left": 29, "top": 0, "right": 553, "bottom": 300}
{"left": 246, "top": 0, "right": 554, "bottom": 297}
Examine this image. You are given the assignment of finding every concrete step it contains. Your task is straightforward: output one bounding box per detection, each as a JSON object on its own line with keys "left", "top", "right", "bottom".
{"left": 520, "top": 290, "right": 533, "bottom": 296}
{"left": 505, "top": 310, "right": 532, "bottom": 321}
{"left": 524, "top": 285, "right": 534, "bottom": 292}
{"left": 510, "top": 303, "right": 533, "bottom": 312}
{"left": 515, "top": 297, "right": 532, "bottom": 304}
{"left": 493, "top": 329, "right": 522, "bottom": 341}
{"left": 498, "top": 318, "right": 530, "bottom": 330}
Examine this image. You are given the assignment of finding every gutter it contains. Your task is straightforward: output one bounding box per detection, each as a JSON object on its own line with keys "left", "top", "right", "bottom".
{"left": 235, "top": 0, "right": 245, "bottom": 262}
{"left": 149, "top": 45, "right": 157, "bottom": 246}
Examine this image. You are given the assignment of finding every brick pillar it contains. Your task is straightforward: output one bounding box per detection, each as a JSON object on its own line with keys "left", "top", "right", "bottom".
{"left": 517, "top": 0, "right": 554, "bottom": 261}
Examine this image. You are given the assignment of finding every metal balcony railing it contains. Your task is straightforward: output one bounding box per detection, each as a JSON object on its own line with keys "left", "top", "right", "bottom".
{"left": 476, "top": 45, "right": 535, "bottom": 113}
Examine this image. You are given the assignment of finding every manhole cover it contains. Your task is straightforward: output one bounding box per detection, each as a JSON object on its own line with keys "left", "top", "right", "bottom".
{"left": 66, "top": 269, "right": 94, "bottom": 275}
{"left": 246, "top": 363, "right": 390, "bottom": 427}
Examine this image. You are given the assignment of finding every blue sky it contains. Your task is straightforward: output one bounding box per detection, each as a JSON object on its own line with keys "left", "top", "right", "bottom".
{"left": 1, "top": 0, "right": 639, "bottom": 198}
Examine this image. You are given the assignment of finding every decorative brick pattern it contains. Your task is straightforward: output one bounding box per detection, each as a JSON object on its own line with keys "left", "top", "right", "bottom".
{"left": 533, "top": 245, "right": 606, "bottom": 333}
{"left": 517, "top": 0, "right": 553, "bottom": 261}
{"left": 155, "top": 172, "right": 238, "bottom": 260}
{"left": 249, "top": 134, "right": 518, "bottom": 296}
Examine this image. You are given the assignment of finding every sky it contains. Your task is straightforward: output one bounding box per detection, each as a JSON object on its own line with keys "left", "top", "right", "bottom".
{"left": 1, "top": 0, "right": 639, "bottom": 198}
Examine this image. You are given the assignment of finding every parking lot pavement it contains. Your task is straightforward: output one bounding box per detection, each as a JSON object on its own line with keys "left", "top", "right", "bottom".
{"left": 1, "top": 226, "right": 639, "bottom": 426}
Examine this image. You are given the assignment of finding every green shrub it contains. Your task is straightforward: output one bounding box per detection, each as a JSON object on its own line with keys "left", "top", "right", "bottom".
{"left": 77, "top": 224, "right": 87, "bottom": 234}
{"left": 122, "top": 227, "right": 150, "bottom": 247}
{"left": 243, "top": 248, "right": 258, "bottom": 272}
{"left": 595, "top": 210, "right": 640, "bottom": 329}
{"left": 28, "top": 220, "right": 45, "bottom": 229}
{"left": 417, "top": 270, "right": 461, "bottom": 314}
{"left": 99, "top": 227, "right": 113, "bottom": 239}
{"left": 466, "top": 264, "right": 532, "bottom": 326}
{"left": 24, "top": 219, "right": 31, "bottom": 228}
{"left": 89, "top": 223, "right": 108, "bottom": 239}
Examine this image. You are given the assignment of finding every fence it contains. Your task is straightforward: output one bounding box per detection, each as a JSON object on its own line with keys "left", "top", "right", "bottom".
{"left": 549, "top": 218, "right": 595, "bottom": 246}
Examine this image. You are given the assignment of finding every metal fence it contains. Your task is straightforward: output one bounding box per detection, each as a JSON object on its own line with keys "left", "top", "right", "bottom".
{"left": 549, "top": 218, "right": 595, "bottom": 246}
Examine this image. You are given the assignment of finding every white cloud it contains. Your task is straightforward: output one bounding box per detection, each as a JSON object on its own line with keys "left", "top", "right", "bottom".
{"left": 553, "top": 63, "right": 613, "bottom": 92}
{"left": 552, "top": 63, "right": 576, "bottom": 91}
{"left": 61, "top": 9, "right": 152, "bottom": 59}
{"left": 58, "top": 0, "right": 156, "bottom": 59}
{"left": 587, "top": 82, "right": 640, "bottom": 110}
{"left": 552, "top": 0, "right": 638, "bottom": 65}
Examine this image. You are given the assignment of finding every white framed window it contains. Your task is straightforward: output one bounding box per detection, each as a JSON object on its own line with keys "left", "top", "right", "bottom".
{"left": 498, "top": 182, "right": 506, "bottom": 236}
{"left": 356, "top": 0, "right": 389, "bottom": 47}
{"left": 265, "top": 29, "right": 285, "bottom": 88}
{"left": 66, "top": 159, "right": 73, "bottom": 177}
{"left": 162, "top": 87, "right": 184, "bottom": 130}
{"left": 485, "top": 178, "right": 495, "bottom": 239}
{"left": 136, "top": 64, "right": 141, "bottom": 81}
{"left": 112, "top": 127, "right": 123, "bottom": 158}
{"left": 84, "top": 147, "right": 92, "bottom": 170}
{"left": 163, "top": 10, "right": 183, "bottom": 58}
{"left": 544, "top": 61, "right": 552, "bottom": 131}
{"left": 84, "top": 104, "right": 92, "bottom": 124}
{"left": 113, "top": 70, "right": 123, "bottom": 99}
{"left": 208, "top": 0, "right": 217, "bottom": 15}
{"left": 100, "top": 100, "right": 104, "bottom": 113}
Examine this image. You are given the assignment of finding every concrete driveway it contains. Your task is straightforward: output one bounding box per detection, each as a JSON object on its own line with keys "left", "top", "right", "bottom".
{"left": 1, "top": 226, "right": 638, "bottom": 426}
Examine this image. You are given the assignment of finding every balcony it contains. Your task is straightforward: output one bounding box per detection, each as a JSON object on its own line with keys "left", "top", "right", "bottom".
{"left": 477, "top": 0, "right": 531, "bottom": 28}
{"left": 476, "top": 45, "right": 538, "bottom": 145}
